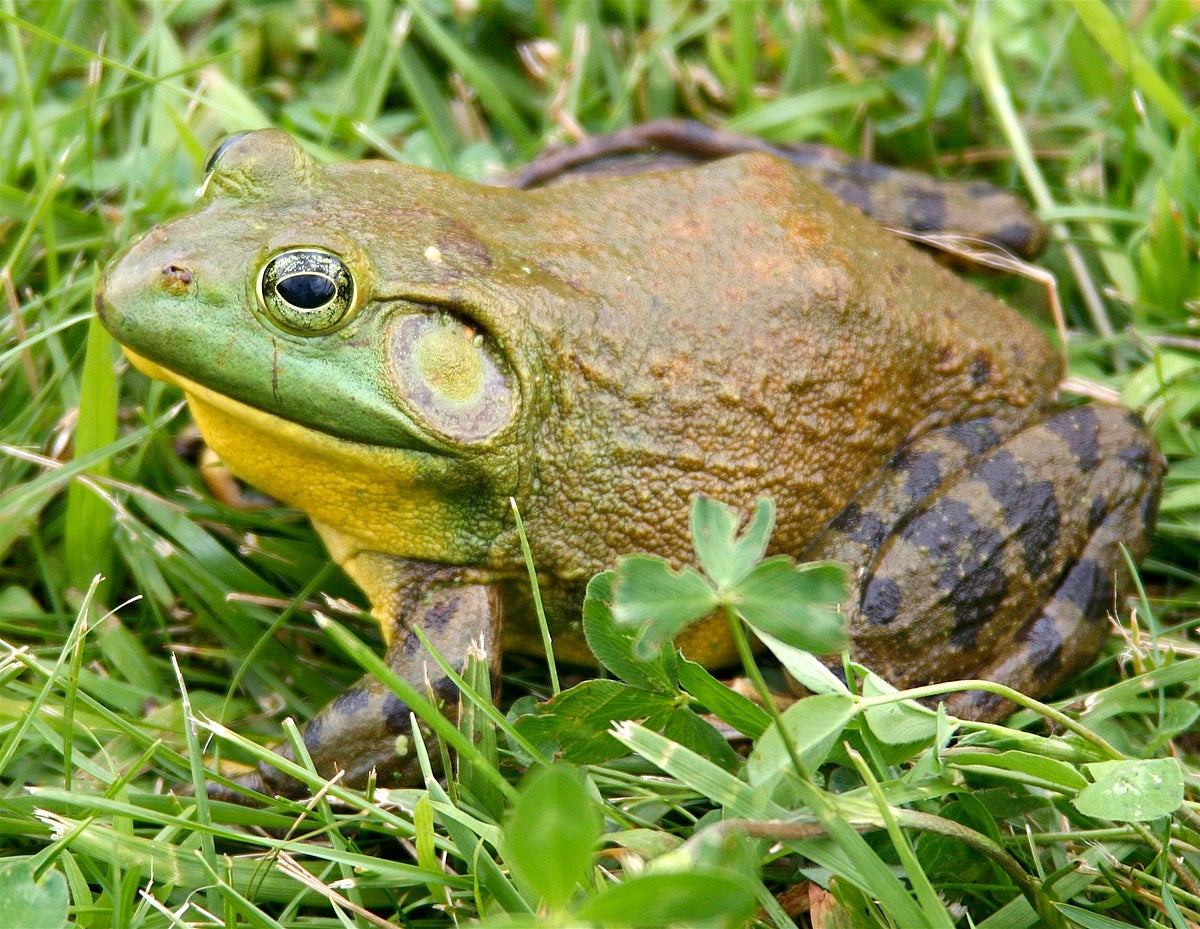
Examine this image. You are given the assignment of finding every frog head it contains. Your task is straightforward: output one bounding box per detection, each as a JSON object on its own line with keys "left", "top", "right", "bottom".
{"left": 96, "top": 130, "right": 539, "bottom": 566}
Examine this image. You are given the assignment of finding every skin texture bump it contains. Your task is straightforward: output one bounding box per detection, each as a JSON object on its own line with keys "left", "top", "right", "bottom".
{"left": 96, "top": 128, "right": 1162, "bottom": 797}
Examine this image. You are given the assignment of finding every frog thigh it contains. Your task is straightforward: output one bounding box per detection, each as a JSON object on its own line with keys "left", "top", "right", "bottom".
{"left": 810, "top": 405, "right": 1162, "bottom": 717}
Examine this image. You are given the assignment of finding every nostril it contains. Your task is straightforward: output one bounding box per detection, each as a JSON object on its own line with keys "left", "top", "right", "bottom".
{"left": 162, "top": 264, "right": 194, "bottom": 292}
{"left": 162, "top": 264, "right": 192, "bottom": 285}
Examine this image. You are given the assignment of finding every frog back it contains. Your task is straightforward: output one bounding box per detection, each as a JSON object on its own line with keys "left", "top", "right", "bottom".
{"left": 511, "top": 154, "right": 1061, "bottom": 578}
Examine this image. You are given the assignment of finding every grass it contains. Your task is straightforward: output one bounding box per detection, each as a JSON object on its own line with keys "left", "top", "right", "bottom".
{"left": 1, "top": 1, "right": 1197, "bottom": 927}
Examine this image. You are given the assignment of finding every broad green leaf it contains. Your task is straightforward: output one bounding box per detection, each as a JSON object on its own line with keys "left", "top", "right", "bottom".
{"left": 734, "top": 558, "right": 847, "bottom": 654}
{"left": 949, "top": 751, "right": 1089, "bottom": 792}
{"left": 605, "top": 829, "right": 682, "bottom": 860}
{"left": 862, "top": 673, "right": 938, "bottom": 745}
{"left": 611, "top": 555, "right": 717, "bottom": 658}
{"left": 0, "top": 860, "right": 69, "bottom": 929}
{"left": 502, "top": 766, "right": 602, "bottom": 911}
{"left": 757, "top": 630, "right": 850, "bottom": 695}
{"left": 690, "top": 495, "right": 774, "bottom": 588}
{"left": 677, "top": 657, "right": 771, "bottom": 739}
{"left": 513, "top": 680, "right": 676, "bottom": 764}
{"left": 575, "top": 870, "right": 758, "bottom": 926}
{"left": 747, "top": 693, "right": 855, "bottom": 784}
{"left": 661, "top": 707, "right": 742, "bottom": 772}
{"left": 583, "top": 571, "right": 676, "bottom": 692}
{"left": 1074, "top": 758, "right": 1184, "bottom": 822}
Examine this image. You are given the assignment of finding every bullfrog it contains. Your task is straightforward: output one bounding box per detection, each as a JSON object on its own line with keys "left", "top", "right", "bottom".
{"left": 95, "top": 127, "right": 1162, "bottom": 798}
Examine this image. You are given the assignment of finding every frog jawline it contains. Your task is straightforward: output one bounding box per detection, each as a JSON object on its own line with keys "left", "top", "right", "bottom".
{"left": 122, "top": 348, "right": 449, "bottom": 462}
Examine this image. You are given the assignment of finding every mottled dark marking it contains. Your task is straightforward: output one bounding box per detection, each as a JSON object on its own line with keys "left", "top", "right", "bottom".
{"left": 420, "top": 597, "right": 457, "bottom": 632}
{"left": 1118, "top": 441, "right": 1151, "bottom": 475}
{"left": 828, "top": 178, "right": 873, "bottom": 216}
{"left": 1139, "top": 480, "right": 1162, "bottom": 534}
{"left": 383, "top": 691, "right": 414, "bottom": 733}
{"left": 829, "top": 502, "right": 888, "bottom": 549}
{"left": 966, "top": 182, "right": 999, "bottom": 198}
{"left": 946, "top": 564, "right": 1007, "bottom": 650}
{"left": 942, "top": 419, "right": 1002, "bottom": 457}
{"left": 1019, "top": 484, "right": 1060, "bottom": 578}
{"left": 954, "top": 689, "right": 1007, "bottom": 720}
{"left": 977, "top": 450, "right": 1061, "bottom": 578}
{"left": 397, "top": 627, "right": 423, "bottom": 659}
{"left": 899, "top": 450, "right": 944, "bottom": 502}
{"left": 901, "top": 498, "right": 983, "bottom": 561}
{"left": 903, "top": 187, "right": 947, "bottom": 232}
{"left": 969, "top": 354, "right": 992, "bottom": 387}
{"left": 861, "top": 575, "right": 903, "bottom": 626}
{"left": 900, "top": 498, "right": 1008, "bottom": 649}
{"left": 433, "top": 676, "right": 459, "bottom": 704}
{"left": 845, "top": 160, "right": 892, "bottom": 183}
{"left": 301, "top": 710, "right": 325, "bottom": 750}
{"left": 1058, "top": 558, "right": 1112, "bottom": 622}
{"left": 995, "top": 221, "right": 1037, "bottom": 255}
{"left": 330, "top": 684, "right": 371, "bottom": 720}
{"left": 1046, "top": 406, "right": 1101, "bottom": 472}
{"left": 1124, "top": 409, "right": 1147, "bottom": 432}
{"left": 1088, "top": 495, "right": 1108, "bottom": 532}
{"left": 1021, "top": 614, "right": 1064, "bottom": 679}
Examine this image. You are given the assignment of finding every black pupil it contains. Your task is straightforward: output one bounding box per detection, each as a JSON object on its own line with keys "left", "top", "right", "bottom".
{"left": 277, "top": 274, "right": 336, "bottom": 309}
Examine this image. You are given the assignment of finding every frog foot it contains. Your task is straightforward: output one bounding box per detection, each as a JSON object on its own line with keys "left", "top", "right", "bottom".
{"left": 202, "top": 677, "right": 436, "bottom": 803}
{"left": 203, "top": 582, "right": 501, "bottom": 801}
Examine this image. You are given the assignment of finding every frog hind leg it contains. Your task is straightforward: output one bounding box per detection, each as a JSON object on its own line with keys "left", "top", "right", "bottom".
{"left": 807, "top": 404, "right": 1162, "bottom": 721}
{"left": 207, "top": 582, "right": 501, "bottom": 801}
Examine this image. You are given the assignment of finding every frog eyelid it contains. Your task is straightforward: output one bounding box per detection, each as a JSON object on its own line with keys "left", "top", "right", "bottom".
{"left": 196, "top": 133, "right": 250, "bottom": 199}
{"left": 204, "top": 133, "right": 248, "bottom": 174}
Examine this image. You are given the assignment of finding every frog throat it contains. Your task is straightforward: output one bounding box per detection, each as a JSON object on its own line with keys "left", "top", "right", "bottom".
{"left": 123, "top": 349, "right": 480, "bottom": 566}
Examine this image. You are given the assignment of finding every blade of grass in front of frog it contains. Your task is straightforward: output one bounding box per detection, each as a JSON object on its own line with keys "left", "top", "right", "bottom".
{"left": 456, "top": 646, "right": 504, "bottom": 821}
{"left": 418, "top": 765, "right": 531, "bottom": 916}
{"left": 315, "top": 611, "right": 518, "bottom": 801}
{"left": 510, "top": 497, "right": 559, "bottom": 694}
{"left": 847, "top": 748, "right": 959, "bottom": 929}
{"left": 170, "top": 652, "right": 221, "bottom": 917}
{"left": 410, "top": 623, "right": 550, "bottom": 771}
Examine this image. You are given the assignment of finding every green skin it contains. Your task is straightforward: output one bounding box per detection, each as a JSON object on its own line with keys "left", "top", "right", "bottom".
{"left": 96, "top": 129, "right": 1162, "bottom": 798}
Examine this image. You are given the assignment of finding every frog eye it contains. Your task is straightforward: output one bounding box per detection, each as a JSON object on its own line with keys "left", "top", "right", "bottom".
{"left": 388, "top": 312, "right": 516, "bottom": 442}
{"left": 257, "top": 249, "right": 356, "bottom": 334}
{"left": 204, "top": 133, "right": 248, "bottom": 174}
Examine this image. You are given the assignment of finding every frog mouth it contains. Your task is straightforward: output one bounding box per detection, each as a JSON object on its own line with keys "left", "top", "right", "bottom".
{"left": 120, "top": 348, "right": 449, "bottom": 458}
{"left": 121, "top": 348, "right": 443, "bottom": 462}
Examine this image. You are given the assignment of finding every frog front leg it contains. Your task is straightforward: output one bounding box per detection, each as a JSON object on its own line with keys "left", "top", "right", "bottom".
{"left": 207, "top": 568, "right": 502, "bottom": 801}
{"left": 806, "top": 404, "right": 1162, "bottom": 719}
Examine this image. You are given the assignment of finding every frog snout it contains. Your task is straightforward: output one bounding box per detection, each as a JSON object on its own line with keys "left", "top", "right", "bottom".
{"left": 95, "top": 224, "right": 199, "bottom": 334}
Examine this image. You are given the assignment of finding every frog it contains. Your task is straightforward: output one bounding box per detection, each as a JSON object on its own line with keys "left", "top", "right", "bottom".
{"left": 94, "top": 127, "right": 1162, "bottom": 799}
